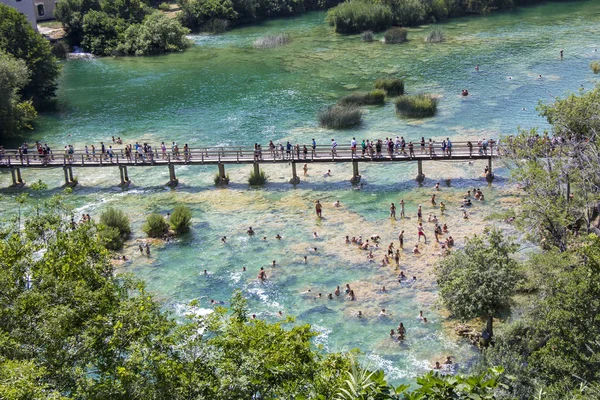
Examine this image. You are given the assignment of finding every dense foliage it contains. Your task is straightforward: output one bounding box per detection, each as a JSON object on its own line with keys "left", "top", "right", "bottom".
{"left": 0, "top": 5, "right": 59, "bottom": 137}
{"left": 55, "top": 0, "right": 190, "bottom": 55}
{"left": 143, "top": 212, "right": 169, "bottom": 237}
{"left": 325, "top": 0, "right": 392, "bottom": 34}
{"left": 98, "top": 207, "right": 130, "bottom": 249}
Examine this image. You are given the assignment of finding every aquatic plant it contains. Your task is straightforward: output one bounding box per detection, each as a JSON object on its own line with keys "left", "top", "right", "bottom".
{"left": 97, "top": 225, "right": 124, "bottom": 250}
{"left": 374, "top": 78, "right": 404, "bottom": 96}
{"left": 361, "top": 30, "right": 374, "bottom": 42}
{"left": 249, "top": 169, "right": 268, "bottom": 185}
{"left": 591, "top": 61, "right": 600, "bottom": 74}
{"left": 326, "top": 1, "right": 393, "bottom": 34}
{"left": 214, "top": 172, "right": 230, "bottom": 185}
{"left": 253, "top": 33, "right": 290, "bottom": 49}
{"left": 338, "top": 90, "right": 385, "bottom": 106}
{"left": 395, "top": 95, "right": 438, "bottom": 118}
{"left": 143, "top": 213, "right": 169, "bottom": 238}
{"left": 425, "top": 27, "right": 445, "bottom": 43}
{"left": 384, "top": 27, "right": 407, "bottom": 44}
{"left": 318, "top": 105, "right": 362, "bottom": 129}
{"left": 99, "top": 207, "right": 131, "bottom": 238}
{"left": 170, "top": 205, "right": 192, "bottom": 234}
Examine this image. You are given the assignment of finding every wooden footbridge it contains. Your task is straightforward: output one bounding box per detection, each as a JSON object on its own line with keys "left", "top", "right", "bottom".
{"left": 0, "top": 141, "right": 497, "bottom": 187}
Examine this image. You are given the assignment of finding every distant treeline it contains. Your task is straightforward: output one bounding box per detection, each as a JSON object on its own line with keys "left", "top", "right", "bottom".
{"left": 178, "top": 0, "right": 563, "bottom": 33}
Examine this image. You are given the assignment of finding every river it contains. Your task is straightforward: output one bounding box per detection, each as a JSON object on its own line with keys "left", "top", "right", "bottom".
{"left": 2, "top": 0, "right": 600, "bottom": 384}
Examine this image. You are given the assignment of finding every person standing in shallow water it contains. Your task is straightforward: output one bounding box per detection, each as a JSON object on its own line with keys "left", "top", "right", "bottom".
{"left": 315, "top": 200, "right": 322, "bottom": 217}
{"left": 390, "top": 203, "right": 396, "bottom": 219}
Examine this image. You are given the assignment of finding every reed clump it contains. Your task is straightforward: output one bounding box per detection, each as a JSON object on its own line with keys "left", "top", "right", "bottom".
{"left": 425, "top": 27, "right": 445, "bottom": 43}
{"left": 170, "top": 205, "right": 192, "bottom": 234}
{"left": 338, "top": 90, "right": 385, "bottom": 106}
{"left": 143, "top": 213, "right": 169, "bottom": 238}
{"left": 374, "top": 78, "right": 404, "bottom": 96}
{"left": 395, "top": 95, "right": 438, "bottom": 118}
{"left": 384, "top": 27, "right": 407, "bottom": 44}
{"left": 591, "top": 61, "right": 600, "bottom": 74}
{"left": 361, "top": 30, "right": 374, "bottom": 42}
{"left": 248, "top": 169, "right": 268, "bottom": 185}
{"left": 318, "top": 105, "right": 362, "bottom": 129}
{"left": 253, "top": 33, "right": 290, "bottom": 48}
{"left": 326, "top": 1, "right": 393, "bottom": 34}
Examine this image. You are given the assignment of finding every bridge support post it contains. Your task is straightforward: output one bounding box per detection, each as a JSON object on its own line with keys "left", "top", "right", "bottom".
{"left": 9, "top": 168, "right": 25, "bottom": 187}
{"left": 416, "top": 160, "right": 425, "bottom": 182}
{"left": 289, "top": 162, "right": 300, "bottom": 184}
{"left": 119, "top": 166, "right": 131, "bottom": 188}
{"left": 350, "top": 160, "right": 361, "bottom": 184}
{"left": 167, "top": 164, "right": 178, "bottom": 187}
{"left": 63, "top": 166, "right": 77, "bottom": 187}
{"left": 486, "top": 158, "right": 494, "bottom": 182}
{"left": 253, "top": 163, "right": 260, "bottom": 177}
{"left": 217, "top": 163, "right": 228, "bottom": 185}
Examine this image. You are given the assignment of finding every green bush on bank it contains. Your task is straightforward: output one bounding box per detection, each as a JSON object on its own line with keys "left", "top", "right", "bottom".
{"left": 318, "top": 105, "right": 362, "bottom": 129}
{"left": 325, "top": 0, "right": 392, "bottom": 34}
{"left": 384, "top": 27, "right": 407, "bottom": 44}
{"left": 170, "top": 205, "right": 192, "bottom": 234}
{"left": 55, "top": 0, "right": 190, "bottom": 56}
{"left": 374, "top": 78, "right": 404, "bottom": 96}
{"left": 395, "top": 94, "right": 438, "bottom": 118}
{"left": 143, "top": 213, "right": 169, "bottom": 238}
{"left": 338, "top": 90, "right": 385, "bottom": 106}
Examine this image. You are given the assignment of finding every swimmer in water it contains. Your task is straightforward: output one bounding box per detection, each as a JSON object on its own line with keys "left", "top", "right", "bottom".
{"left": 357, "top": 310, "right": 362, "bottom": 318}
{"left": 334, "top": 200, "right": 340, "bottom": 207}
{"left": 413, "top": 244, "right": 420, "bottom": 254}
{"left": 334, "top": 286, "right": 340, "bottom": 296}
{"left": 475, "top": 64, "right": 479, "bottom": 71}
{"left": 379, "top": 308, "right": 387, "bottom": 316}
{"left": 303, "top": 255, "right": 307, "bottom": 263}
{"left": 272, "top": 260, "right": 276, "bottom": 268}
{"left": 258, "top": 267, "right": 267, "bottom": 280}
{"left": 313, "top": 232, "right": 319, "bottom": 238}
{"left": 434, "top": 182, "right": 440, "bottom": 190}
{"left": 508, "top": 76, "right": 513, "bottom": 80}
{"left": 242, "top": 266, "right": 246, "bottom": 271}
{"left": 323, "top": 170, "right": 331, "bottom": 177}
{"left": 221, "top": 236, "right": 227, "bottom": 244}
{"left": 247, "top": 227, "right": 255, "bottom": 236}
{"left": 275, "top": 234, "right": 282, "bottom": 240}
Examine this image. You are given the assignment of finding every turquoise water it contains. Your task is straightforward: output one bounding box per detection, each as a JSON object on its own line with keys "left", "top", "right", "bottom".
{"left": 2, "top": 0, "right": 600, "bottom": 384}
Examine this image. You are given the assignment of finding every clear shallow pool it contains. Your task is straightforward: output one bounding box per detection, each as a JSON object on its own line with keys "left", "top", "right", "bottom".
{"left": 2, "top": 0, "right": 600, "bottom": 385}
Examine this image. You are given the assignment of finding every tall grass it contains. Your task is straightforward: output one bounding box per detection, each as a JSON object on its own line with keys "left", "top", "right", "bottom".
{"left": 170, "top": 205, "right": 192, "bottom": 234}
{"left": 253, "top": 33, "right": 290, "bottom": 48}
{"left": 249, "top": 169, "right": 268, "bottom": 186}
{"left": 326, "top": 1, "right": 393, "bottom": 34}
{"left": 361, "top": 30, "right": 374, "bottom": 42}
{"left": 425, "top": 27, "right": 445, "bottom": 43}
{"left": 384, "top": 27, "right": 407, "bottom": 44}
{"left": 592, "top": 61, "right": 600, "bottom": 74}
{"left": 338, "top": 90, "right": 385, "bottom": 106}
{"left": 395, "top": 95, "right": 438, "bottom": 118}
{"left": 318, "top": 105, "right": 362, "bottom": 129}
{"left": 143, "top": 213, "right": 169, "bottom": 238}
{"left": 374, "top": 78, "right": 404, "bottom": 96}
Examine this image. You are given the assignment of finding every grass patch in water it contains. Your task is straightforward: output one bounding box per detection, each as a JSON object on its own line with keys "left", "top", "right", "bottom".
{"left": 338, "top": 90, "right": 385, "bottom": 106}
{"left": 384, "top": 27, "right": 407, "bottom": 44}
{"left": 143, "top": 213, "right": 169, "bottom": 238}
{"left": 253, "top": 33, "right": 290, "bottom": 48}
{"left": 249, "top": 169, "right": 268, "bottom": 185}
{"left": 425, "top": 27, "right": 445, "bottom": 43}
{"left": 214, "top": 172, "right": 230, "bottom": 185}
{"left": 395, "top": 95, "right": 438, "bottom": 118}
{"left": 361, "top": 30, "right": 374, "bottom": 42}
{"left": 591, "top": 61, "right": 600, "bottom": 74}
{"left": 374, "top": 78, "right": 404, "bottom": 96}
{"left": 318, "top": 105, "right": 362, "bottom": 129}
{"left": 326, "top": 1, "right": 392, "bottom": 34}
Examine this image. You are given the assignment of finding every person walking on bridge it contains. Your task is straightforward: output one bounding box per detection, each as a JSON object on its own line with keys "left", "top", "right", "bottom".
{"left": 331, "top": 139, "right": 338, "bottom": 156}
{"left": 351, "top": 137, "right": 357, "bottom": 157}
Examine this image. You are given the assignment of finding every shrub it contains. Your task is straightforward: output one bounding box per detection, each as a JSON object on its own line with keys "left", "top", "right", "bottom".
{"left": 170, "top": 205, "right": 192, "bottom": 234}
{"left": 98, "top": 225, "right": 124, "bottom": 250}
{"left": 326, "top": 1, "right": 393, "bottom": 34}
{"left": 395, "top": 95, "right": 438, "bottom": 118}
{"left": 143, "top": 213, "right": 169, "bottom": 238}
{"left": 51, "top": 41, "right": 70, "bottom": 59}
{"left": 338, "top": 90, "right": 385, "bottom": 106}
{"left": 591, "top": 61, "right": 600, "bottom": 74}
{"left": 158, "top": 2, "right": 171, "bottom": 11}
{"left": 117, "top": 12, "right": 191, "bottom": 56}
{"left": 318, "top": 105, "right": 362, "bottom": 129}
{"left": 384, "top": 27, "right": 407, "bottom": 44}
{"left": 374, "top": 78, "right": 404, "bottom": 96}
{"left": 385, "top": 0, "right": 428, "bottom": 26}
{"left": 248, "top": 169, "right": 268, "bottom": 186}
{"left": 177, "top": 0, "right": 237, "bottom": 31}
{"left": 425, "top": 27, "right": 444, "bottom": 43}
{"left": 253, "top": 33, "right": 290, "bottom": 48}
{"left": 99, "top": 207, "right": 131, "bottom": 238}
{"left": 361, "top": 30, "right": 373, "bottom": 42}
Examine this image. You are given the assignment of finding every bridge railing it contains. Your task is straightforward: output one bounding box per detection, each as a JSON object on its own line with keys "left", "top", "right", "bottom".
{"left": 0, "top": 140, "right": 495, "bottom": 167}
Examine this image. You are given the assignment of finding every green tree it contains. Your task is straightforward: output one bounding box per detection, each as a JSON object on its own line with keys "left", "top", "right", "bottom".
{"left": 169, "top": 204, "right": 192, "bottom": 234}
{"left": 117, "top": 12, "right": 191, "bottom": 56}
{"left": 0, "top": 4, "right": 60, "bottom": 106}
{"left": 82, "top": 10, "right": 124, "bottom": 55}
{"left": 0, "top": 52, "right": 36, "bottom": 137}
{"left": 435, "top": 228, "right": 519, "bottom": 337}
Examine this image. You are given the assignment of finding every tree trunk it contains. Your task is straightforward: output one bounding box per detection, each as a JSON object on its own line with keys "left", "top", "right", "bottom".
{"left": 487, "top": 314, "right": 493, "bottom": 338}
